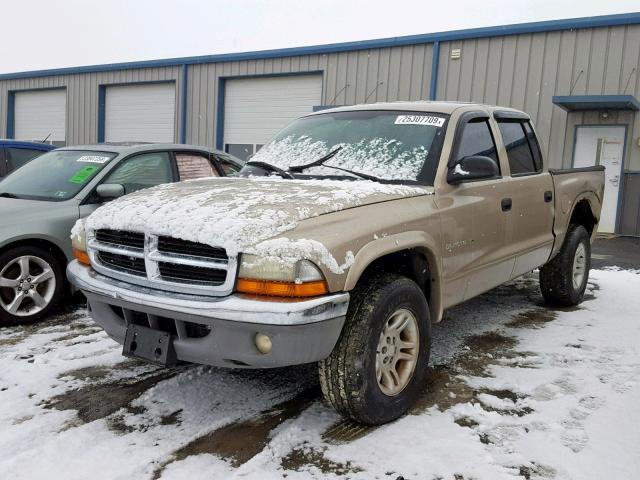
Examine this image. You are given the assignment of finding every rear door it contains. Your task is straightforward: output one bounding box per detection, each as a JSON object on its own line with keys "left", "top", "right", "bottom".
{"left": 494, "top": 114, "right": 554, "bottom": 277}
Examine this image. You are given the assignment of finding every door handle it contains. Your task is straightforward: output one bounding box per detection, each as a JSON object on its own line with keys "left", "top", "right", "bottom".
{"left": 501, "top": 198, "right": 512, "bottom": 212}
{"left": 544, "top": 190, "right": 553, "bottom": 203}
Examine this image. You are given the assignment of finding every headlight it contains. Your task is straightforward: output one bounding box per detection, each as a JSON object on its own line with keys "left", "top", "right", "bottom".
{"left": 236, "top": 254, "right": 328, "bottom": 297}
{"left": 70, "top": 220, "right": 90, "bottom": 266}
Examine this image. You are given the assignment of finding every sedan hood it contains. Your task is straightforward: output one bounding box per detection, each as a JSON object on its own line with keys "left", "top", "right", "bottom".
{"left": 84, "top": 177, "right": 431, "bottom": 257}
{"left": 0, "top": 197, "right": 76, "bottom": 226}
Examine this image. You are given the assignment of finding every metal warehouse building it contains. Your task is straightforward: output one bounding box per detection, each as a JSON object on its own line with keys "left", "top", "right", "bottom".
{"left": 1, "top": 13, "right": 640, "bottom": 235}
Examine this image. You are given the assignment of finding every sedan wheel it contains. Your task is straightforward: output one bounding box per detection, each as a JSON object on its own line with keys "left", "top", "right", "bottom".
{"left": 0, "top": 246, "right": 64, "bottom": 325}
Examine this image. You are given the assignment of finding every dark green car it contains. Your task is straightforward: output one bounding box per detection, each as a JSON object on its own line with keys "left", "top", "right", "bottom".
{"left": 0, "top": 143, "right": 242, "bottom": 325}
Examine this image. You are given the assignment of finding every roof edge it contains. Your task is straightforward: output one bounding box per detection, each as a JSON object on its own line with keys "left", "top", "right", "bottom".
{"left": 1, "top": 12, "right": 639, "bottom": 80}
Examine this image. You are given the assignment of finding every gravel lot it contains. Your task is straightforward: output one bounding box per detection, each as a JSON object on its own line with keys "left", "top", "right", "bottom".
{"left": 1, "top": 249, "right": 639, "bottom": 479}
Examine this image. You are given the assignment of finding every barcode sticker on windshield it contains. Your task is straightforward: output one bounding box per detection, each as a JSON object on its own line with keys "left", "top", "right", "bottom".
{"left": 77, "top": 155, "right": 111, "bottom": 164}
{"left": 395, "top": 115, "right": 445, "bottom": 127}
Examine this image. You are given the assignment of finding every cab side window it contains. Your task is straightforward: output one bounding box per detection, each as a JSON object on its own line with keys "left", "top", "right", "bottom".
{"left": 175, "top": 153, "right": 218, "bottom": 180}
{"left": 497, "top": 120, "right": 541, "bottom": 175}
{"left": 102, "top": 152, "right": 173, "bottom": 194}
{"left": 455, "top": 118, "right": 499, "bottom": 169}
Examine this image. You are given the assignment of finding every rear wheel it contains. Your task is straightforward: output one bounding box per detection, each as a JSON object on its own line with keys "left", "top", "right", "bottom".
{"left": 318, "top": 273, "right": 431, "bottom": 425}
{"left": 539, "top": 224, "right": 591, "bottom": 307}
{"left": 0, "top": 246, "right": 65, "bottom": 326}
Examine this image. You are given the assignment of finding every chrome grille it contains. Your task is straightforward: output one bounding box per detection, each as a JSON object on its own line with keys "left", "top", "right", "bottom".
{"left": 95, "top": 229, "right": 144, "bottom": 249}
{"left": 158, "top": 236, "right": 227, "bottom": 261}
{"left": 97, "top": 251, "right": 146, "bottom": 276}
{"left": 88, "top": 229, "right": 237, "bottom": 296}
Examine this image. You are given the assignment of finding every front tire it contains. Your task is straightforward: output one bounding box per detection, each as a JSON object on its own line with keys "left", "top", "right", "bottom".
{"left": 539, "top": 224, "right": 591, "bottom": 307}
{"left": 0, "top": 246, "right": 65, "bottom": 326}
{"left": 318, "top": 273, "right": 431, "bottom": 425}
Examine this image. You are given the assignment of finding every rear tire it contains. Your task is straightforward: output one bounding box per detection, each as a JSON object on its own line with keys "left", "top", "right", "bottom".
{"left": 0, "top": 246, "right": 65, "bottom": 326}
{"left": 539, "top": 224, "right": 591, "bottom": 307}
{"left": 318, "top": 273, "right": 431, "bottom": 425}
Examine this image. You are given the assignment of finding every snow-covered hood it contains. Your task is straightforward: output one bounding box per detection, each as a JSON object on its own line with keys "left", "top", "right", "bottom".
{"left": 84, "top": 177, "right": 431, "bottom": 262}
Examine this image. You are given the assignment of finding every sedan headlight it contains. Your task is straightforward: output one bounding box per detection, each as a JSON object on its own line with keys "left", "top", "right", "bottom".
{"left": 236, "top": 254, "right": 328, "bottom": 297}
{"left": 70, "top": 220, "right": 90, "bottom": 266}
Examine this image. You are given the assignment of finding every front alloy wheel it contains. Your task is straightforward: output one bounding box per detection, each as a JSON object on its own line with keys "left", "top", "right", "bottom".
{"left": 318, "top": 273, "right": 431, "bottom": 425}
{"left": 376, "top": 308, "right": 420, "bottom": 396}
{"left": 0, "top": 246, "right": 64, "bottom": 325}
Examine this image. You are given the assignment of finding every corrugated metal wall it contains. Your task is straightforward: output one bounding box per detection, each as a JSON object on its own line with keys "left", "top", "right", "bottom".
{"left": 436, "top": 24, "right": 640, "bottom": 170}
{"left": 0, "top": 25, "right": 638, "bottom": 169}
{"left": 0, "top": 66, "right": 182, "bottom": 145}
{"left": 184, "top": 45, "right": 434, "bottom": 147}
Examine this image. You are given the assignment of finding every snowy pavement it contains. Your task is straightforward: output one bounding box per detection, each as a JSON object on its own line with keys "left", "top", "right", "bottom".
{"left": 1, "top": 268, "right": 639, "bottom": 479}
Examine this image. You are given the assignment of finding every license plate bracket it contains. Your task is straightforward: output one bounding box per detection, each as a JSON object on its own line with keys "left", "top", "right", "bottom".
{"left": 123, "top": 324, "right": 177, "bottom": 366}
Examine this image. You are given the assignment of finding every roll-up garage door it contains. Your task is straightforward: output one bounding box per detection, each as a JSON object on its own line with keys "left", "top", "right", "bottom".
{"left": 105, "top": 83, "right": 176, "bottom": 143}
{"left": 223, "top": 75, "right": 322, "bottom": 160}
{"left": 14, "top": 89, "right": 66, "bottom": 144}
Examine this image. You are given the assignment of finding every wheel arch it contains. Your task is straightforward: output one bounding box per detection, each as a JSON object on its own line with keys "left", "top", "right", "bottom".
{"left": 568, "top": 196, "right": 598, "bottom": 237}
{"left": 0, "top": 237, "right": 70, "bottom": 278}
{"left": 344, "top": 231, "right": 443, "bottom": 323}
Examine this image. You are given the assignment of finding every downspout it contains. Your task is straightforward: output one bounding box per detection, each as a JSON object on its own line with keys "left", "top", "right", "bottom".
{"left": 179, "top": 64, "right": 188, "bottom": 144}
{"left": 429, "top": 41, "right": 440, "bottom": 101}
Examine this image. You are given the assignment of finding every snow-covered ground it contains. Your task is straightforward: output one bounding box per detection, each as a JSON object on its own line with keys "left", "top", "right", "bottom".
{"left": 1, "top": 268, "right": 638, "bottom": 479}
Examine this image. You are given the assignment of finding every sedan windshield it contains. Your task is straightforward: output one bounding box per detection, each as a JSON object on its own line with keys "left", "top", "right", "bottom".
{"left": 250, "top": 110, "right": 448, "bottom": 184}
{"left": 0, "top": 150, "right": 117, "bottom": 201}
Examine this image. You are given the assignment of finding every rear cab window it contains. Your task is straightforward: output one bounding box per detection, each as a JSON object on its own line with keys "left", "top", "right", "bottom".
{"left": 497, "top": 120, "right": 543, "bottom": 175}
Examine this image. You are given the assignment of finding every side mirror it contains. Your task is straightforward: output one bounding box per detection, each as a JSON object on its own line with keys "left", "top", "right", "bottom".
{"left": 447, "top": 155, "right": 499, "bottom": 184}
{"left": 96, "top": 183, "right": 125, "bottom": 199}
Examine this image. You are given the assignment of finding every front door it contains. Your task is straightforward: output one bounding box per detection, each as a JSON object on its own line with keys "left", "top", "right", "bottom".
{"left": 574, "top": 126, "right": 625, "bottom": 233}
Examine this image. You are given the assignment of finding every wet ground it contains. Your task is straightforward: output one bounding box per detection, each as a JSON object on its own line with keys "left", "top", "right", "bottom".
{"left": 591, "top": 235, "right": 640, "bottom": 270}
{"left": 1, "top": 252, "right": 638, "bottom": 478}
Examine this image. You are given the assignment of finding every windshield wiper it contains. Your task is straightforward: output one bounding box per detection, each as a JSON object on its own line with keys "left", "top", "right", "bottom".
{"left": 244, "top": 160, "right": 295, "bottom": 179}
{"left": 0, "top": 192, "right": 19, "bottom": 199}
{"left": 288, "top": 146, "right": 384, "bottom": 182}
{"left": 288, "top": 147, "right": 343, "bottom": 173}
{"left": 315, "top": 164, "right": 386, "bottom": 182}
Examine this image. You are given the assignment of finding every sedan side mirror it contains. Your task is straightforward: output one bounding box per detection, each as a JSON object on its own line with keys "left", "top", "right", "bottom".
{"left": 96, "top": 183, "right": 125, "bottom": 199}
{"left": 447, "top": 155, "right": 499, "bottom": 184}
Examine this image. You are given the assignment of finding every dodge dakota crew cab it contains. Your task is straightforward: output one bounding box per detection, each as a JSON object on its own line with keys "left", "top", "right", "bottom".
{"left": 67, "top": 102, "right": 604, "bottom": 425}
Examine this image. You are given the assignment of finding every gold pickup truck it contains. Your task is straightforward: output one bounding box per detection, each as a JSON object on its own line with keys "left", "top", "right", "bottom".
{"left": 67, "top": 102, "right": 605, "bottom": 425}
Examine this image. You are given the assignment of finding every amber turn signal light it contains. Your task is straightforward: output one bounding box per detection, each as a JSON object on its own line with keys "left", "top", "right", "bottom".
{"left": 236, "top": 278, "right": 328, "bottom": 298}
{"left": 73, "top": 248, "right": 91, "bottom": 266}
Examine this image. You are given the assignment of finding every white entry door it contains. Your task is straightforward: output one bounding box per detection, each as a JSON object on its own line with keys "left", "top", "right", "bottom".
{"left": 574, "top": 126, "right": 625, "bottom": 233}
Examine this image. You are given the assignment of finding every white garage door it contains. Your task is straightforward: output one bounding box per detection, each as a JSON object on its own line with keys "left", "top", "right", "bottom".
{"left": 14, "top": 89, "right": 66, "bottom": 144}
{"left": 224, "top": 75, "right": 322, "bottom": 160}
{"left": 105, "top": 83, "right": 176, "bottom": 143}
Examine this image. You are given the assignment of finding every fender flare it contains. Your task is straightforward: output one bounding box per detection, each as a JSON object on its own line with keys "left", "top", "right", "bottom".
{"left": 344, "top": 231, "right": 444, "bottom": 323}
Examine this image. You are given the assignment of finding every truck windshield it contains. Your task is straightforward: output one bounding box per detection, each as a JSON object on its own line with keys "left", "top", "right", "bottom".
{"left": 0, "top": 150, "right": 117, "bottom": 201}
{"left": 250, "top": 110, "right": 448, "bottom": 184}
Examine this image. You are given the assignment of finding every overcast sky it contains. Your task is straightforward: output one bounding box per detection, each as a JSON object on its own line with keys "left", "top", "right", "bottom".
{"left": 0, "top": 0, "right": 638, "bottom": 74}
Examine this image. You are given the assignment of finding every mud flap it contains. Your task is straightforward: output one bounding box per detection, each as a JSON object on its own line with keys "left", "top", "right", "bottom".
{"left": 123, "top": 324, "right": 177, "bottom": 367}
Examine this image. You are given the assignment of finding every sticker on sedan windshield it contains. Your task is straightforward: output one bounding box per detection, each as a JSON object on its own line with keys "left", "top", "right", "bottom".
{"left": 69, "top": 166, "right": 98, "bottom": 184}
{"left": 394, "top": 115, "right": 445, "bottom": 127}
{"left": 77, "top": 155, "right": 111, "bottom": 164}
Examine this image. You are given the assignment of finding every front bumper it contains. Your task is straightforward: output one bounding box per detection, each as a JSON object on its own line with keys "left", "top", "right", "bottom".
{"left": 67, "top": 260, "right": 349, "bottom": 368}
